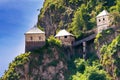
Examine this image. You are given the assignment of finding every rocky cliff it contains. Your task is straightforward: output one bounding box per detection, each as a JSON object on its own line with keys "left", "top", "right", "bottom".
{"left": 1, "top": 39, "right": 76, "bottom": 80}
{"left": 38, "top": 0, "right": 74, "bottom": 38}
{"left": 1, "top": 0, "right": 120, "bottom": 80}
{"left": 94, "top": 27, "right": 120, "bottom": 79}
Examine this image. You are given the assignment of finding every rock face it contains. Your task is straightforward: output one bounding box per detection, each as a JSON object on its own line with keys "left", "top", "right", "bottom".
{"left": 22, "top": 47, "right": 68, "bottom": 80}
{"left": 94, "top": 27, "right": 119, "bottom": 58}
{"left": 38, "top": 0, "right": 74, "bottom": 38}
{"left": 94, "top": 27, "right": 120, "bottom": 79}
{"left": 1, "top": 45, "right": 72, "bottom": 80}
{"left": 2, "top": 0, "right": 120, "bottom": 80}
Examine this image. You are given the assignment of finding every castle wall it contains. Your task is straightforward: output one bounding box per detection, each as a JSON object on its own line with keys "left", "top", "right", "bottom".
{"left": 25, "top": 33, "right": 45, "bottom": 52}
{"left": 25, "top": 34, "right": 45, "bottom": 41}
{"left": 97, "top": 15, "right": 110, "bottom": 27}
{"left": 97, "top": 15, "right": 110, "bottom": 33}
{"left": 56, "top": 35, "right": 75, "bottom": 46}
{"left": 97, "top": 24, "right": 108, "bottom": 32}
{"left": 25, "top": 41, "right": 45, "bottom": 52}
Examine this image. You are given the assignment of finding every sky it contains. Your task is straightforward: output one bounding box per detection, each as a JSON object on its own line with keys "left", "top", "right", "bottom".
{"left": 0, "top": 0, "right": 44, "bottom": 77}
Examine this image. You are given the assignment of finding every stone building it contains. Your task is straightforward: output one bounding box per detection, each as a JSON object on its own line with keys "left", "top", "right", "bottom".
{"left": 96, "top": 10, "right": 110, "bottom": 33}
{"left": 55, "top": 29, "right": 75, "bottom": 46}
{"left": 25, "top": 25, "right": 45, "bottom": 52}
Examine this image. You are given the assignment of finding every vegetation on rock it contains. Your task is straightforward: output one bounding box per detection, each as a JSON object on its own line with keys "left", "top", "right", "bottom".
{"left": 38, "top": 0, "right": 119, "bottom": 38}
{"left": 100, "top": 35, "right": 120, "bottom": 79}
{"left": 2, "top": 0, "right": 120, "bottom": 80}
{"left": 1, "top": 53, "right": 30, "bottom": 80}
{"left": 69, "top": 53, "right": 111, "bottom": 80}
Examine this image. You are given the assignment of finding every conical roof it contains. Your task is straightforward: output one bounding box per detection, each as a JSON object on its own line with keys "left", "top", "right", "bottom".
{"left": 55, "top": 29, "right": 74, "bottom": 37}
{"left": 25, "top": 25, "right": 45, "bottom": 34}
{"left": 97, "top": 10, "right": 109, "bottom": 17}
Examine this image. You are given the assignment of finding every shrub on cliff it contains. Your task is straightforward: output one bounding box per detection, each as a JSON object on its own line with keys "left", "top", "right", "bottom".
{"left": 47, "top": 36, "right": 62, "bottom": 46}
{"left": 1, "top": 53, "right": 30, "bottom": 80}
{"left": 100, "top": 35, "right": 120, "bottom": 79}
{"left": 70, "top": 58, "right": 111, "bottom": 80}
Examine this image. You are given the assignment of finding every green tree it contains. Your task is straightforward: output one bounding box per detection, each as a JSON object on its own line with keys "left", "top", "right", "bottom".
{"left": 100, "top": 35, "right": 120, "bottom": 79}
{"left": 71, "top": 63, "right": 110, "bottom": 80}
{"left": 70, "top": 4, "right": 88, "bottom": 38}
{"left": 88, "top": 72, "right": 106, "bottom": 80}
{"left": 48, "top": 36, "right": 62, "bottom": 46}
{"left": 74, "top": 59, "right": 86, "bottom": 73}
{"left": 71, "top": 59, "right": 110, "bottom": 80}
{"left": 1, "top": 53, "right": 30, "bottom": 80}
{"left": 110, "top": 12, "right": 120, "bottom": 27}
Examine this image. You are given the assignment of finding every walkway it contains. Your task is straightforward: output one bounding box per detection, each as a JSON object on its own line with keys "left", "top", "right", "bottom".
{"left": 73, "top": 34, "right": 96, "bottom": 46}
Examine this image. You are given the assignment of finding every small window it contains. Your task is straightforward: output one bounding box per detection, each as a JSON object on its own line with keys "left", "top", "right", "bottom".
{"left": 64, "top": 36, "right": 67, "bottom": 38}
{"left": 39, "top": 36, "right": 41, "bottom": 40}
{"left": 30, "top": 37, "right": 33, "bottom": 40}
{"left": 103, "top": 18, "right": 105, "bottom": 20}
{"left": 99, "top": 19, "right": 101, "bottom": 22}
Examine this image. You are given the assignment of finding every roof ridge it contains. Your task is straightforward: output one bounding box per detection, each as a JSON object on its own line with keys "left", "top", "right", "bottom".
{"left": 97, "top": 10, "right": 109, "bottom": 17}
{"left": 25, "top": 25, "right": 45, "bottom": 34}
{"left": 55, "top": 29, "right": 74, "bottom": 37}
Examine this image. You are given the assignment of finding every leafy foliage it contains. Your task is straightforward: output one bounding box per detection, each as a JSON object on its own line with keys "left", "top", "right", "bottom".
{"left": 70, "top": 58, "right": 111, "bottom": 80}
{"left": 69, "top": 4, "right": 87, "bottom": 38}
{"left": 38, "top": 0, "right": 120, "bottom": 38}
{"left": 1, "top": 53, "right": 30, "bottom": 80}
{"left": 110, "top": 12, "right": 120, "bottom": 27}
{"left": 95, "top": 28, "right": 114, "bottom": 42}
{"left": 68, "top": 0, "right": 105, "bottom": 38}
{"left": 2, "top": 0, "right": 120, "bottom": 79}
{"left": 47, "top": 36, "right": 62, "bottom": 46}
{"left": 94, "top": 28, "right": 114, "bottom": 50}
{"left": 37, "top": 24, "right": 44, "bottom": 31}
{"left": 100, "top": 35, "right": 120, "bottom": 79}
{"left": 39, "top": 0, "right": 65, "bottom": 19}
{"left": 74, "top": 59, "right": 86, "bottom": 73}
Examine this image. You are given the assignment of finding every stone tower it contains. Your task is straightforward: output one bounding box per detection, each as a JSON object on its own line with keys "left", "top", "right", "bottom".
{"left": 96, "top": 10, "right": 110, "bottom": 33}
{"left": 55, "top": 29, "right": 75, "bottom": 46}
{"left": 25, "top": 25, "right": 45, "bottom": 52}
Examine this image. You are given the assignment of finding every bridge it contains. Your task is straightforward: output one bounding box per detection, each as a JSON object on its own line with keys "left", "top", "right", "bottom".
{"left": 73, "top": 27, "right": 97, "bottom": 47}
{"left": 72, "top": 25, "right": 117, "bottom": 47}
{"left": 72, "top": 28, "right": 97, "bottom": 59}
{"left": 72, "top": 26, "right": 117, "bottom": 59}
{"left": 73, "top": 34, "right": 96, "bottom": 46}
